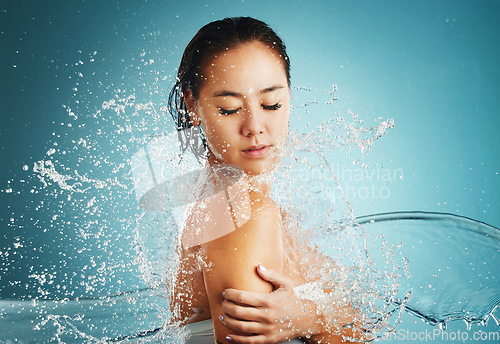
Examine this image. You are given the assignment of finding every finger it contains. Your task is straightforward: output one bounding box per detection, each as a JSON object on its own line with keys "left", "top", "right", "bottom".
{"left": 223, "top": 288, "right": 269, "bottom": 308}
{"left": 220, "top": 314, "right": 263, "bottom": 335}
{"left": 222, "top": 299, "right": 266, "bottom": 323}
{"left": 256, "top": 264, "right": 293, "bottom": 290}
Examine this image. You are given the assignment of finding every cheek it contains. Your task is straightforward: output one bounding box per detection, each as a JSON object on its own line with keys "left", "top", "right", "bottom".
{"left": 202, "top": 118, "right": 233, "bottom": 147}
{"left": 273, "top": 109, "right": 290, "bottom": 136}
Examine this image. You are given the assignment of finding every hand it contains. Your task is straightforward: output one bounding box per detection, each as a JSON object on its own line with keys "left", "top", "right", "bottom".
{"left": 220, "top": 265, "right": 318, "bottom": 344}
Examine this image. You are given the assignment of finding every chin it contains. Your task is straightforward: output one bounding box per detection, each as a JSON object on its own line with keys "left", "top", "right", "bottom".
{"left": 241, "top": 162, "right": 275, "bottom": 176}
{"left": 241, "top": 155, "right": 281, "bottom": 175}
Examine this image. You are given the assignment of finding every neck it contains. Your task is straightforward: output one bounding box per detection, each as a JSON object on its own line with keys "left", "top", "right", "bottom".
{"left": 206, "top": 153, "right": 273, "bottom": 196}
{"left": 246, "top": 171, "right": 272, "bottom": 196}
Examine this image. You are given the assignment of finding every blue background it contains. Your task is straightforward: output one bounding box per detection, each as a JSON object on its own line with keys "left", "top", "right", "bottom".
{"left": 2, "top": 0, "right": 498, "bottom": 226}
{"left": 0, "top": 0, "right": 499, "bottom": 341}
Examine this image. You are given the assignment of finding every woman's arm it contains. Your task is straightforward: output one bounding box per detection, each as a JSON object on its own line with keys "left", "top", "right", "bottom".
{"left": 201, "top": 194, "right": 284, "bottom": 343}
{"left": 221, "top": 266, "right": 323, "bottom": 343}
{"left": 222, "top": 267, "right": 359, "bottom": 344}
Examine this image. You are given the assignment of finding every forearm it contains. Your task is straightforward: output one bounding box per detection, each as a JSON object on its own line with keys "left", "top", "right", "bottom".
{"left": 307, "top": 315, "right": 357, "bottom": 344}
{"left": 296, "top": 299, "right": 347, "bottom": 344}
{"left": 291, "top": 298, "right": 323, "bottom": 339}
{"left": 309, "top": 322, "right": 358, "bottom": 344}
{"left": 294, "top": 288, "right": 359, "bottom": 343}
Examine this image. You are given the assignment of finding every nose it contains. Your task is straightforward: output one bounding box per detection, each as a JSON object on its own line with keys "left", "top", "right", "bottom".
{"left": 241, "top": 105, "right": 265, "bottom": 137}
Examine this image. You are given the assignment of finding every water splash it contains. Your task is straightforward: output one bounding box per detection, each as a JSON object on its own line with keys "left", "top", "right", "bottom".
{"left": 357, "top": 211, "right": 500, "bottom": 330}
{"left": 2, "top": 211, "right": 497, "bottom": 342}
{"left": 1, "top": 70, "right": 498, "bottom": 342}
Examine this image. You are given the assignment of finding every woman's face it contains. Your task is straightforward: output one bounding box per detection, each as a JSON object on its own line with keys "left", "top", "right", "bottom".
{"left": 189, "top": 41, "right": 290, "bottom": 175}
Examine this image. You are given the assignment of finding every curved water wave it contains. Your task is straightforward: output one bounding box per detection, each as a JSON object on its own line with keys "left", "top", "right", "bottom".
{"left": 358, "top": 211, "right": 500, "bottom": 328}
{"left": 1, "top": 211, "right": 498, "bottom": 343}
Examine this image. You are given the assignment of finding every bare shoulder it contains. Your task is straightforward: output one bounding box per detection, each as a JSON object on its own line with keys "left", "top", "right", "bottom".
{"left": 201, "top": 190, "right": 284, "bottom": 290}
{"left": 203, "top": 191, "right": 282, "bottom": 250}
{"left": 247, "top": 190, "right": 281, "bottom": 219}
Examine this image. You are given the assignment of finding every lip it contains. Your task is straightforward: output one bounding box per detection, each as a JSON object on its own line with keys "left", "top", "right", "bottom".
{"left": 241, "top": 145, "right": 271, "bottom": 158}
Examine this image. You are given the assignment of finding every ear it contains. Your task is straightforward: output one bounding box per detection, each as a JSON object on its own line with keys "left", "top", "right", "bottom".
{"left": 183, "top": 88, "right": 201, "bottom": 127}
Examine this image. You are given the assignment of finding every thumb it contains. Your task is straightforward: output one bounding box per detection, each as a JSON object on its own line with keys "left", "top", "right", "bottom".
{"left": 257, "top": 264, "right": 293, "bottom": 291}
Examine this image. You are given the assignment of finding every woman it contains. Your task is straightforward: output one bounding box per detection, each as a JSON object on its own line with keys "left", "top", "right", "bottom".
{"left": 167, "top": 17, "right": 356, "bottom": 344}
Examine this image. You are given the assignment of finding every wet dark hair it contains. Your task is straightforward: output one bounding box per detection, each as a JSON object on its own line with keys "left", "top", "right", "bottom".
{"left": 168, "top": 17, "right": 290, "bottom": 157}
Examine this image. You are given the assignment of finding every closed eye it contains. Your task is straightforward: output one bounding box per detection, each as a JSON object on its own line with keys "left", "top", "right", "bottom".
{"left": 262, "top": 103, "right": 282, "bottom": 111}
{"left": 218, "top": 103, "right": 282, "bottom": 115}
{"left": 218, "top": 107, "right": 240, "bottom": 116}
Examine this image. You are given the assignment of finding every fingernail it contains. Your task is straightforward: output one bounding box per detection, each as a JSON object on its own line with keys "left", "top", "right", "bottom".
{"left": 222, "top": 290, "right": 225, "bottom": 298}
{"left": 219, "top": 314, "right": 224, "bottom": 322}
{"left": 259, "top": 264, "right": 267, "bottom": 271}
{"left": 225, "top": 335, "right": 233, "bottom": 341}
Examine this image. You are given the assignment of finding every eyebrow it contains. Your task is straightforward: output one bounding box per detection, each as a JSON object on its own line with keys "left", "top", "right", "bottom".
{"left": 213, "top": 85, "right": 285, "bottom": 98}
